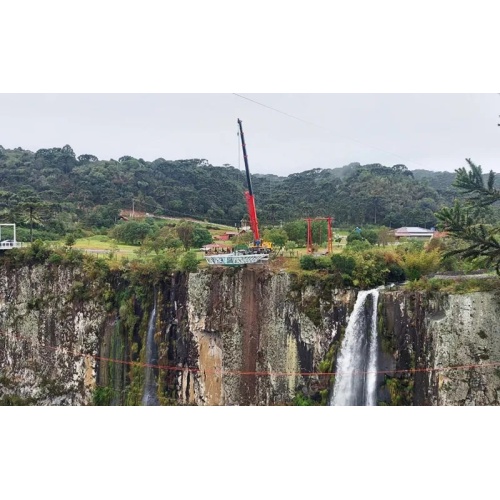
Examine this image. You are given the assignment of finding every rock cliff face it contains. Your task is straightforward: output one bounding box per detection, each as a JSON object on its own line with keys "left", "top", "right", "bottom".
{"left": 0, "top": 264, "right": 110, "bottom": 405}
{"left": 381, "top": 291, "right": 500, "bottom": 405}
{"left": 1, "top": 263, "right": 499, "bottom": 405}
{"left": 180, "top": 268, "right": 355, "bottom": 405}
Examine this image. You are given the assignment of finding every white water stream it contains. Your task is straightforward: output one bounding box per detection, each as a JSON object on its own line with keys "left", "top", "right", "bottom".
{"left": 142, "top": 294, "right": 159, "bottom": 406}
{"left": 330, "top": 289, "right": 380, "bottom": 406}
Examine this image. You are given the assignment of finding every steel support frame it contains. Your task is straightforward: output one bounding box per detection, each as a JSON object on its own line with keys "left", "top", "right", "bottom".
{"left": 305, "top": 216, "right": 333, "bottom": 254}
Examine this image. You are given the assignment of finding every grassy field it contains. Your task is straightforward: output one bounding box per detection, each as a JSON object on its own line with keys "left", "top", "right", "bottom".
{"left": 55, "top": 236, "right": 138, "bottom": 258}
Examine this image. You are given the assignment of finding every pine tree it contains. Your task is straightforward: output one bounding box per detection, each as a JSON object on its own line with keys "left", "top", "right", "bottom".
{"left": 436, "top": 159, "right": 500, "bottom": 274}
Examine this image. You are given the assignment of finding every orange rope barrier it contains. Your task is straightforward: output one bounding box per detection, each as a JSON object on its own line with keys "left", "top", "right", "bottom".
{"left": 2, "top": 330, "right": 500, "bottom": 378}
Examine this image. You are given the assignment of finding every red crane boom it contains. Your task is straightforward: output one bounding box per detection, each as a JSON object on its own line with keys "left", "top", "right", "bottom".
{"left": 237, "top": 119, "right": 261, "bottom": 247}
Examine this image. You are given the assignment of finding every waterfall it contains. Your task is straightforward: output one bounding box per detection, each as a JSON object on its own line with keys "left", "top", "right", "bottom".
{"left": 142, "top": 291, "right": 159, "bottom": 406}
{"left": 330, "top": 289, "right": 379, "bottom": 406}
{"left": 110, "top": 320, "right": 124, "bottom": 406}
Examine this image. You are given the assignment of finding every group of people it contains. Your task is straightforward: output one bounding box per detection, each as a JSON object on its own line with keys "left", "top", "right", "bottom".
{"left": 204, "top": 246, "right": 233, "bottom": 255}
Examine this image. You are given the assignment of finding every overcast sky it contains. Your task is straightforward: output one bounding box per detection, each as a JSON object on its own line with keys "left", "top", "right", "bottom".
{"left": 1, "top": 93, "right": 499, "bottom": 176}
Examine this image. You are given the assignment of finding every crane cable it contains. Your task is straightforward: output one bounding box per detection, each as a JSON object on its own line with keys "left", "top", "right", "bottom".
{"left": 237, "top": 127, "right": 241, "bottom": 171}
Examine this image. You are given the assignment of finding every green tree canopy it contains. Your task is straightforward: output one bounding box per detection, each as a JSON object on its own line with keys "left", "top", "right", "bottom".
{"left": 1, "top": 145, "right": 486, "bottom": 234}
{"left": 111, "top": 220, "right": 152, "bottom": 245}
{"left": 192, "top": 226, "right": 213, "bottom": 248}
{"left": 262, "top": 228, "right": 288, "bottom": 249}
{"left": 176, "top": 221, "right": 195, "bottom": 250}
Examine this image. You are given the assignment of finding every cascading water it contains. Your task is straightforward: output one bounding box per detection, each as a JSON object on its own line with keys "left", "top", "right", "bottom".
{"left": 330, "top": 289, "right": 379, "bottom": 406}
{"left": 142, "top": 290, "right": 159, "bottom": 406}
{"left": 110, "top": 320, "right": 125, "bottom": 406}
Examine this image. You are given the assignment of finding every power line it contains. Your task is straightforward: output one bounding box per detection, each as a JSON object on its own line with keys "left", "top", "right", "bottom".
{"left": 232, "top": 93, "right": 430, "bottom": 170}
{"left": 233, "top": 93, "right": 322, "bottom": 129}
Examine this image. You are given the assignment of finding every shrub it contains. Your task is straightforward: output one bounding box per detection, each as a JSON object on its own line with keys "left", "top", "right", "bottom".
{"left": 70, "top": 280, "right": 88, "bottom": 300}
{"left": 299, "top": 255, "right": 316, "bottom": 270}
{"left": 331, "top": 254, "right": 356, "bottom": 276}
{"left": 351, "top": 250, "right": 389, "bottom": 288}
{"left": 16, "top": 227, "right": 62, "bottom": 242}
{"left": 362, "top": 229, "right": 378, "bottom": 245}
{"left": 397, "top": 239, "right": 425, "bottom": 254}
{"left": 346, "top": 240, "right": 372, "bottom": 252}
{"left": 110, "top": 220, "right": 152, "bottom": 245}
{"left": 93, "top": 386, "right": 113, "bottom": 406}
{"left": 47, "top": 253, "right": 63, "bottom": 265}
{"left": 402, "top": 250, "right": 441, "bottom": 281}
{"left": 192, "top": 226, "right": 213, "bottom": 248}
{"left": 380, "top": 249, "right": 402, "bottom": 265}
{"left": 314, "top": 257, "right": 331, "bottom": 270}
{"left": 292, "top": 393, "right": 317, "bottom": 406}
{"left": 63, "top": 248, "right": 85, "bottom": 265}
{"left": 386, "top": 262, "right": 406, "bottom": 283}
{"left": 179, "top": 251, "right": 199, "bottom": 272}
{"left": 285, "top": 240, "right": 298, "bottom": 257}
{"left": 26, "top": 239, "right": 51, "bottom": 263}
{"left": 166, "top": 238, "right": 183, "bottom": 249}
{"left": 377, "top": 226, "right": 395, "bottom": 246}
{"left": 346, "top": 231, "right": 365, "bottom": 244}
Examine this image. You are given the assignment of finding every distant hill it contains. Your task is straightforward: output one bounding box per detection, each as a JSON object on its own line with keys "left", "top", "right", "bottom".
{"left": 1, "top": 144, "right": 498, "bottom": 239}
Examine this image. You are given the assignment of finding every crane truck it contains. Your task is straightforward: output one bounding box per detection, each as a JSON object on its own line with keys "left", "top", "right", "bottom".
{"left": 204, "top": 119, "right": 271, "bottom": 266}
{"left": 237, "top": 118, "right": 272, "bottom": 255}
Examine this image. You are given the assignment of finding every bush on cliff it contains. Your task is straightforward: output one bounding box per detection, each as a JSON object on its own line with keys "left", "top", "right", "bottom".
{"left": 179, "top": 251, "right": 199, "bottom": 272}
{"left": 401, "top": 249, "right": 441, "bottom": 281}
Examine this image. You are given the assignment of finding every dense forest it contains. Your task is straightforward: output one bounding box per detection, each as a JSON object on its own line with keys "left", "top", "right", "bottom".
{"left": 0, "top": 144, "right": 498, "bottom": 240}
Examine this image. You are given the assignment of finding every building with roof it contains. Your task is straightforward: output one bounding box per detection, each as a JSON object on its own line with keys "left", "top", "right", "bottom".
{"left": 219, "top": 231, "right": 239, "bottom": 241}
{"left": 393, "top": 227, "right": 436, "bottom": 240}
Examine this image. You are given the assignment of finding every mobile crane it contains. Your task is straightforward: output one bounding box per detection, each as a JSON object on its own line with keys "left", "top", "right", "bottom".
{"left": 204, "top": 119, "right": 271, "bottom": 266}
{"left": 237, "top": 118, "right": 272, "bottom": 255}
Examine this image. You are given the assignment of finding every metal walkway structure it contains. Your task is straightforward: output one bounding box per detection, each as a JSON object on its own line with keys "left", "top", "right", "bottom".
{"left": 0, "top": 224, "right": 22, "bottom": 251}
{"left": 0, "top": 241, "right": 22, "bottom": 250}
{"left": 205, "top": 253, "right": 269, "bottom": 266}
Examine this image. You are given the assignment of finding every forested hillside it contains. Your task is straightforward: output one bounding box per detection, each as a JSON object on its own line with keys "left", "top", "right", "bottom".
{"left": 0, "top": 144, "right": 497, "bottom": 239}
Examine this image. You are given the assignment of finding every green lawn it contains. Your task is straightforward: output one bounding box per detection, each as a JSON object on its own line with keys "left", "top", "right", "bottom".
{"left": 64, "top": 236, "right": 138, "bottom": 257}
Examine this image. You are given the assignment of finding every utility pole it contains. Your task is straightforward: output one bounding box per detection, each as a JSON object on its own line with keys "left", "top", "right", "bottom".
{"left": 132, "top": 198, "right": 135, "bottom": 218}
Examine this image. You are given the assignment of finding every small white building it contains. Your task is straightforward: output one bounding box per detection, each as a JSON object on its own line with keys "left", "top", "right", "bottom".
{"left": 393, "top": 226, "right": 436, "bottom": 240}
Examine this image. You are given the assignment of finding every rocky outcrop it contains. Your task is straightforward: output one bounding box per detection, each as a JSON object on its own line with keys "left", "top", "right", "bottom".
{"left": 182, "top": 268, "right": 356, "bottom": 405}
{"left": 0, "top": 264, "right": 110, "bottom": 405}
{"left": 1, "top": 261, "right": 499, "bottom": 405}
{"left": 381, "top": 291, "right": 500, "bottom": 405}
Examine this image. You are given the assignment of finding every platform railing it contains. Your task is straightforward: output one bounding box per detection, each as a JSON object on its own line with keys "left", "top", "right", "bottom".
{"left": 0, "top": 241, "right": 22, "bottom": 250}
{"left": 205, "top": 253, "right": 269, "bottom": 266}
